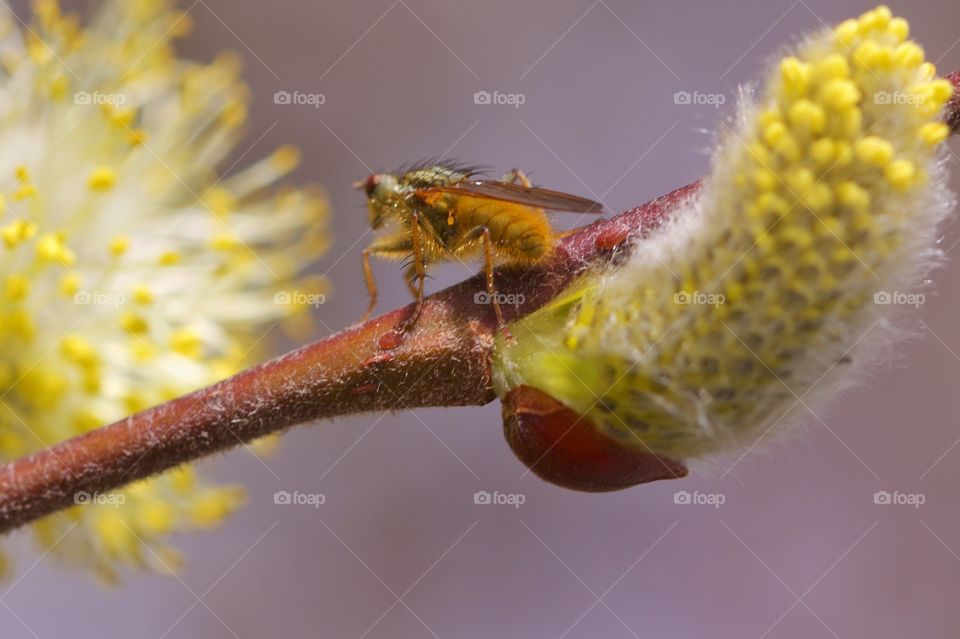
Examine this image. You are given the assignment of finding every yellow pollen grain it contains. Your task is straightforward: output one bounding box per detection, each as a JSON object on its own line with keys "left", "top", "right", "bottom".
{"left": 88, "top": 166, "right": 117, "bottom": 192}
{"left": 839, "top": 108, "right": 862, "bottom": 138}
{"left": 123, "top": 391, "right": 150, "bottom": 414}
{"left": 170, "top": 468, "right": 196, "bottom": 495}
{"left": 271, "top": 145, "right": 301, "bottom": 172}
{"left": 59, "top": 273, "right": 81, "bottom": 296}
{"left": 132, "top": 284, "right": 153, "bottom": 305}
{"left": 189, "top": 491, "right": 240, "bottom": 529}
{"left": 73, "top": 409, "right": 103, "bottom": 433}
{"left": 61, "top": 334, "right": 98, "bottom": 367}
{"left": 788, "top": 99, "right": 826, "bottom": 133}
{"left": 772, "top": 136, "right": 800, "bottom": 162}
{"left": 220, "top": 99, "right": 247, "bottom": 127}
{"left": 6, "top": 308, "right": 37, "bottom": 341}
{"left": 762, "top": 121, "right": 788, "bottom": 145}
{"left": 802, "top": 183, "right": 834, "bottom": 211}
{"left": 170, "top": 328, "right": 202, "bottom": 358}
{"left": 786, "top": 168, "right": 815, "bottom": 194}
{"left": 120, "top": 312, "right": 149, "bottom": 335}
{"left": 836, "top": 181, "right": 870, "bottom": 210}
{"left": 919, "top": 122, "right": 949, "bottom": 146}
{"left": 5, "top": 274, "right": 29, "bottom": 301}
{"left": 833, "top": 141, "right": 854, "bottom": 167}
{"left": 757, "top": 192, "right": 788, "bottom": 215}
{"left": 753, "top": 169, "right": 778, "bottom": 191}
{"left": 810, "top": 138, "right": 836, "bottom": 166}
{"left": 929, "top": 78, "right": 954, "bottom": 104}
{"left": 859, "top": 6, "right": 892, "bottom": 32}
{"left": 2, "top": 220, "right": 34, "bottom": 248}
{"left": 106, "top": 107, "right": 135, "bottom": 128}
{"left": 833, "top": 19, "right": 860, "bottom": 47}
{"left": 35, "top": 233, "right": 71, "bottom": 263}
{"left": 813, "top": 54, "right": 849, "bottom": 81}
{"left": 93, "top": 511, "right": 133, "bottom": 557}
{"left": 210, "top": 233, "right": 240, "bottom": 251}
{"left": 854, "top": 136, "right": 894, "bottom": 166}
{"left": 109, "top": 236, "right": 129, "bottom": 257}
{"left": 138, "top": 501, "right": 175, "bottom": 535}
{"left": 14, "top": 183, "right": 37, "bottom": 200}
{"left": 885, "top": 159, "right": 916, "bottom": 190}
{"left": 130, "top": 340, "right": 156, "bottom": 362}
{"left": 158, "top": 251, "right": 181, "bottom": 266}
{"left": 780, "top": 57, "right": 811, "bottom": 96}
{"left": 819, "top": 79, "right": 860, "bottom": 110}
{"left": 203, "top": 188, "right": 235, "bottom": 217}
{"left": 127, "top": 129, "right": 148, "bottom": 146}
{"left": 893, "top": 42, "right": 924, "bottom": 68}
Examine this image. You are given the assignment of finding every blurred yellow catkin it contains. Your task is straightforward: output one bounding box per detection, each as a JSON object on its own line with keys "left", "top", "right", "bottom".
{"left": 0, "top": 0, "right": 329, "bottom": 581}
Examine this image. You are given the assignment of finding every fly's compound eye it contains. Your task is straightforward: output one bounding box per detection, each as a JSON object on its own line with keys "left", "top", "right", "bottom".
{"left": 352, "top": 174, "right": 381, "bottom": 198}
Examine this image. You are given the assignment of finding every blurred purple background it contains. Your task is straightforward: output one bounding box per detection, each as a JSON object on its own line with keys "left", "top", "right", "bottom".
{"left": 3, "top": 0, "right": 960, "bottom": 637}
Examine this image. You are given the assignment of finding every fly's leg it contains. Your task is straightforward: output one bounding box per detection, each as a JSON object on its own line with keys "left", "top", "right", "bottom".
{"left": 362, "top": 247, "right": 377, "bottom": 321}
{"left": 502, "top": 168, "right": 533, "bottom": 188}
{"left": 403, "top": 266, "right": 420, "bottom": 298}
{"left": 361, "top": 232, "right": 413, "bottom": 323}
{"left": 465, "top": 225, "right": 511, "bottom": 336}
{"left": 481, "top": 228, "right": 507, "bottom": 333}
{"left": 397, "top": 212, "right": 427, "bottom": 333}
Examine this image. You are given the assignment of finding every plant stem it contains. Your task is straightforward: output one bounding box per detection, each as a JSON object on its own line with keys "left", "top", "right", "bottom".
{"left": 0, "top": 182, "right": 699, "bottom": 534}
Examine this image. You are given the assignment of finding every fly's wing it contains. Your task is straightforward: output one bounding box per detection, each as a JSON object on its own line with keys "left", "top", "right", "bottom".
{"left": 420, "top": 180, "right": 604, "bottom": 213}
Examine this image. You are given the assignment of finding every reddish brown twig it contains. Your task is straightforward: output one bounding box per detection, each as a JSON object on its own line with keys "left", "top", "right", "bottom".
{"left": 0, "top": 181, "right": 699, "bottom": 534}
{"left": 947, "top": 71, "right": 960, "bottom": 134}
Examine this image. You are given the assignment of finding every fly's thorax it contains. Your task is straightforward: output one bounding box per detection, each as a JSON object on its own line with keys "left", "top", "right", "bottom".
{"left": 402, "top": 165, "right": 469, "bottom": 189}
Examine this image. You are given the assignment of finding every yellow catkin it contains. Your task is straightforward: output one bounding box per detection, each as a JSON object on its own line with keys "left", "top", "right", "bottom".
{"left": 494, "top": 7, "right": 954, "bottom": 459}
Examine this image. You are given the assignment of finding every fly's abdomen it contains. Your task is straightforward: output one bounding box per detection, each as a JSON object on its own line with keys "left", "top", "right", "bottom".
{"left": 455, "top": 195, "right": 554, "bottom": 265}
